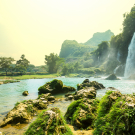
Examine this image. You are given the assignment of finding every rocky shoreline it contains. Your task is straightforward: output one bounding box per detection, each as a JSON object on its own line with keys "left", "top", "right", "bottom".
{"left": 1, "top": 79, "right": 135, "bottom": 134}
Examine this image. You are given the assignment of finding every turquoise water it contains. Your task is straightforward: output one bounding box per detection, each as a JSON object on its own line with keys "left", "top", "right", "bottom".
{"left": 0, "top": 77, "right": 135, "bottom": 115}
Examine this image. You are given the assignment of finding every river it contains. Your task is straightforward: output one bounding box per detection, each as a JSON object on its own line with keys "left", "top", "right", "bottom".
{"left": 0, "top": 76, "right": 135, "bottom": 119}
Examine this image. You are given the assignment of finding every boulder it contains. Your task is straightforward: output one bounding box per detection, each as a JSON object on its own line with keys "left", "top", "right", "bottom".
{"left": 22, "top": 91, "right": 29, "bottom": 96}
{"left": 0, "top": 103, "right": 35, "bottom": 127}
{"left": 62, "top": 85, "right": 76, "bottom": 93}
{"left": 74, "top": 87, "right": 96, "bottom": 100}
{"left": 25, "top": 108, "right": 73, "bottom": 135}
{"left": 0, "top": 93, "right": 55, "bottom": 127}
{"left": 93, "top": 90, "right": 135, "bottom": 134}
{"left": 77, "top": 79, "right": 105, "bottom": 90}
{"left": 65, "top": 98, "right": 99, "bottom": 129}
{"left": 38, "top": 79, "right": 63, "bottom": 94}
{"left": 105, "top": 74, "right": 120, "bottom": 80}
{"left": 38, "top": 79, "right": 76, "bottom": 95}
{"left": 67, "top": 95, "right": 74, "bottom": 100}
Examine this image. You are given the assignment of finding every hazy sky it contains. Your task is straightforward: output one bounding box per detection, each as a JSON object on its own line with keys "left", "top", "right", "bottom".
{"left": 0, "top": 0, "right": 135, "bottom": 66}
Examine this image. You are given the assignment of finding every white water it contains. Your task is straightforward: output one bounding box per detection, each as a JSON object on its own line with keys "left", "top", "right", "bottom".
{"left": 124, "top": 32, "right": 135, "bottom": 78}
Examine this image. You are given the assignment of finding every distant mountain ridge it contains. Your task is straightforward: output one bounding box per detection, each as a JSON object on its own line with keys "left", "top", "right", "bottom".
{"left": 84, "top": 30, "right": 114, "bottom": 46}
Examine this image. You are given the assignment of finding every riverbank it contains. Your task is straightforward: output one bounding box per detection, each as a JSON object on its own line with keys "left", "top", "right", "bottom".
{"left": 0, "top": 74, "right": 60, "bottom": 81}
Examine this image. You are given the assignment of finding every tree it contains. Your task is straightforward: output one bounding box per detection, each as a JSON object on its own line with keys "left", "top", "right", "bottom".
{"left": 0, "top": 57, "right": 15, "bottom": 76}
{"left": 15, "top": 54, "right": 30, "bottom": 75}
{"left": 45, "top": 53, "right": 64, "bottom": 73}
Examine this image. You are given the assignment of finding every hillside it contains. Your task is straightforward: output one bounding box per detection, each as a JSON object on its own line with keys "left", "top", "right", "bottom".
{"left": 59, "top": 40, "right": 96, "bottom": 58}
{"left": 84, "top": 30, "right": 114, "bottom": 46}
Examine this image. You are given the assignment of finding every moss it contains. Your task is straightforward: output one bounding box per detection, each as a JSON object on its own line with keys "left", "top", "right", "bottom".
{"left": 93, "top": 91, "right": 135, "bottom": 135}
{"left": 65, "top": 98, "right": 99, "bottom": 129}
{"left": 38, "top": 79, "right": 63, "bottom": 94}
{"left": 25, "top": 108, "right": 73, "bottom": 135}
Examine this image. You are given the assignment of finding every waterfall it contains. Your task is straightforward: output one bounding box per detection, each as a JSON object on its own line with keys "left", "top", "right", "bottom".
{"left": 124, "top": 32, "right": 135, "bottom": 78}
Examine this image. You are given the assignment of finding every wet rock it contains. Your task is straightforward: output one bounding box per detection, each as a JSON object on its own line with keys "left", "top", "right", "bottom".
{"left": 25, "top": 108, "right": 73, "bottom": 135}
{"left": 105, "top": 74, "right": 120, "bottom": 80}
{"left": 65, "top": 93, "right": 72, "bottom": 97}
{"left": 38, "top": 79, "right": 63, "bottom": 94}
{"left": 22, "top": 91, "right": 29, "bottom": 96}
{"left": 93, "top": 90, "right": 135, "bottom": 135}
{"left": 77, "top": 79, "right": 105, "bottom": 90}
{"left": 0, "top": 103, "right": 33, "bottom": 127}
{"left": 62, "top": 85, "right": 76, "bottom": 93}
{"left": 68, "top": 95, "right": 74, "bottom": 100}
{"left": 65, "top": 98, "right": 99, "bottom": 129}
{"left": 38, "top": 79, "right": 76, "bottom": 95}
{"left": 107, "top": 87, "right": 119, "bottom": 91}
{"left": 47, "top": 96, "right": 55, "bottom": 101}
{"left": 74, "top": 87, "right": 96, "bottom": 100}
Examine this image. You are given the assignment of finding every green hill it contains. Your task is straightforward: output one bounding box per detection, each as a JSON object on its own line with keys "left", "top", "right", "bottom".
{"left": 84, "top": 30, "right": 114, "bottom": 46}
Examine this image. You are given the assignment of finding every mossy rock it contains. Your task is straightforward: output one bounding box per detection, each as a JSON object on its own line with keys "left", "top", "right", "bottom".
{"left": 38, "top": 79, "right": 63, "bottom": 94}
{"left": 74, "top": 87, "right": 96, "bottom": 100}
{"left": 0, "top": 102, "right": 37, "bottom": 127}
{"left": 93, "top": 91, "right": 135, "bottom": 135}
{"left": 22, "top": 91, "right": 29, "bottom": 96}
{"left": 77, "top": 79, "right": 105, "bottom": 90}
{"left": 105, "top": 74, "right": 120, "bottom": 80}
{"left": 65, "top": 98, "right": 99, "bottom": 129}
{"left": 25, "top": 107, "right": 73, "bottom": 135}
{"left": 62, "top": 85, "right": 76, "bottom": 93}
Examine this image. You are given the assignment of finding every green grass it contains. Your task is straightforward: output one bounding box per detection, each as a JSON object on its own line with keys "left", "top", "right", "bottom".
{"left": 0, "top": 74, "right": 60, "bottom": 80}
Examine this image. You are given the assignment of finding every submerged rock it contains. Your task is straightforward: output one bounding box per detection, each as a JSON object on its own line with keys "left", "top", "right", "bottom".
{"left": 38, "top": 79, "right": 76, "bottom": 95}
{"left": 22, "top": 91, "right": 29, "bottom": 96}
{"left": 105, "top": 74, "right": 120, "bottom": 80}
{"left": 25, "top": 108, "right": 73, "bottom": 135}
{"left": 77, "top": 79, "right": 105, "bottom": 90}
{"left": 65, "top": 98, "right": 99, "bottom": 129}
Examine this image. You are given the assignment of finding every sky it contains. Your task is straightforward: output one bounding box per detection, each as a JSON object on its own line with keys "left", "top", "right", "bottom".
{"left": 0, "top": 0, "right": 135, "bottom": 66}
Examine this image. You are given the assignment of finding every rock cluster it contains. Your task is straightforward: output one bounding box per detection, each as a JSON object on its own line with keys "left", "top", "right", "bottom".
{"left": 65, "top": 98, "right": 99, "bottom": 129}
{"left": 93, "top": 91, "right": 135, "bottom": 135}
{"left": 25, "top": 107, "right": 73, "bottom": 135}
{"left": 0, "top": 93, "right": 56, "bottom": 127}
{"left": 65, "top": 87, "right": 96, "bottom": 101}
{"left": 38, "top": 79, "right": 76, "bottom": 94}
{"left": 77, "top": 79, "right": 105, "bottom": 90}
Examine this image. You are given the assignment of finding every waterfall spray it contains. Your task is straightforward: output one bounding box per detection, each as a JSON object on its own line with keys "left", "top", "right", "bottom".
{"left": 124, "top": 32, "right": 135, "bottom": 78}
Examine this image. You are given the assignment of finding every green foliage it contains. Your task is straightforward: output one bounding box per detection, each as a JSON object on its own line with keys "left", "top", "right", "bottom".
{"left": 45, "top": 53, "right": 64, "bottom": 73}
{"left": 0, "top": 57, "right": 15, "bottom": 76}
{"left": 15, "top": 54, "right": 30, "bottom": 75}
{"left": 59, "top": 40, "right": 96, "bottom": 58}
{"left": 109, "top": 5, "right": 135, "bottom": 64}
{"left": 91, "top": 41, "right": 109, "bottom": 66}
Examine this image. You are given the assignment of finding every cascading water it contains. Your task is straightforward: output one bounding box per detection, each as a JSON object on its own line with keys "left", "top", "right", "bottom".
{"left": 124, "top": 32, "right": 135, "bottom": 78}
